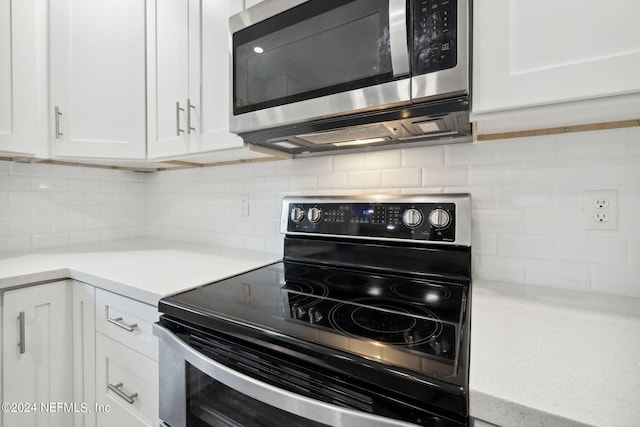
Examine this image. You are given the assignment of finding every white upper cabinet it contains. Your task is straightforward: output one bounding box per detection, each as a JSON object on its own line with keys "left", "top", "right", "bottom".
{"left": 50, "top": 0, "right": 147, "bottom": 159}
{"left": 0, "top": 0, "right": 47, "bottom": 157}
{"left": 147, "top": 0, "right": 243, "bottom": 159}
{"left": 472, "top": 0, "right": 640, "bottom": 133}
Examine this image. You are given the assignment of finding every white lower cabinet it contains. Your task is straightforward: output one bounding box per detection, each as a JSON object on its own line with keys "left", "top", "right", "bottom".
{"left": 2, "top": 280, "right": 74, "bottom": 427}
{"left": 95, "top": 334, "right": 158, "bottom": 427}
{"left": 1, "top": 281, "right": 159, "bottom": 427}
{"left": 94, "top": 288, "right": 159, "bottom": 427}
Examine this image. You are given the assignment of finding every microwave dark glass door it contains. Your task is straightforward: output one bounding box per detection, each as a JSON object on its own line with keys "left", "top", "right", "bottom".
{"left": 233, "top": 0, "right": 403, "bottom": 115}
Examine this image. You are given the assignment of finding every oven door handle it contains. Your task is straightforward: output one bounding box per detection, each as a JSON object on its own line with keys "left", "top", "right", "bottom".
{"left": 153, "top": 324, "right": 416, "bottom": 427}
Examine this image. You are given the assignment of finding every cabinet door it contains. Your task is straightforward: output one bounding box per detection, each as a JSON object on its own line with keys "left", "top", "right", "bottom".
{"left": 73, "top": 282, "right": 97, "bottom": 427}
{"left": 2, "top": 281, "right": 73, "bottom": 427}
{"left": 147, "top": 0, "right": 191, "bottom": 158}
{"left": 473, "top": 0, "right": 640, "bottom": 114}
{"left": 198, "top": 0, "right": 244, "bottom": 152}
{"left": 50, "top": 0, "right": 146, "bottom": 159}
{"left": 96, "top": 334, "right": 158, "bottom": 427}
{"left": 0, "top": 0, "right": 46, "bottom": 156}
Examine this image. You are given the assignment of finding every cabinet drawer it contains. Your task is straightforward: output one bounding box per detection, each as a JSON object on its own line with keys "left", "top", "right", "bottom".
{"left": 96, "top": 334, "right": 158, "bottom": 427}
{"left": 95, "top": 288, "right": 159, "bottom": 361}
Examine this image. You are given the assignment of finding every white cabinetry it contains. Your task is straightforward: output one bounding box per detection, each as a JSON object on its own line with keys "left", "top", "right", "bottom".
{"left": 95, "top": 289, "right": 159, "bottom": 427}
{"left": 50, "top": 0, "right": 147, "bottom": 159}
{"left": 471, "top": 0, "right": 640, "bottom": 134}
{"left": 147, "top": 0, "right": 243, "bottom": 159}
{"left": 73, "top": 282, "right": 97, "bottom": 427}
{"left": 2, "top": 281, "right": 73, "bottom": 427}
{"left": 0, "top": 0, "right": 47, "bottom": 156}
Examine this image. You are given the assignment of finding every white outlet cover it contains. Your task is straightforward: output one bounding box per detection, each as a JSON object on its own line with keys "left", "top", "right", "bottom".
{"left": 584, "top": 190, "right": 618, "bottom": 231}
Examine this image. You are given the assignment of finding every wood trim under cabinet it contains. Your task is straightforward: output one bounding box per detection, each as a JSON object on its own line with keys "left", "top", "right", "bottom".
{"left": 474, "top": 119, "right": 640, "bottom": 142}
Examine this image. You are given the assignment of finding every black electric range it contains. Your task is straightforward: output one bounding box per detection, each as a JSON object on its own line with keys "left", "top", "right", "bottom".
{"left": 158, "top": 194, "right": 472, "bottom": 427}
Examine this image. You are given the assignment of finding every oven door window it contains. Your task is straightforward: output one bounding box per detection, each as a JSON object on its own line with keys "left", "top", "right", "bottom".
{"left": 233, "top": 0, "right": 401, "bottom": 115}
{"left": 186, "top": 363, "right": 329, "bottom": 427}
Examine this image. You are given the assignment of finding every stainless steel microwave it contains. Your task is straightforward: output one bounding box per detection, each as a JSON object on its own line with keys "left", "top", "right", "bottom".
{"left": 229, "top": 0, "right": 471, "bottom": 157}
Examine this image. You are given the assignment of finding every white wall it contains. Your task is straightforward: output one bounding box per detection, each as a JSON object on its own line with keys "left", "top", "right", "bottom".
{"left": 0, "top": 162, "right": 147, "bottom": 252}
{"left": 1, "top": 127, "right": 639, "bottom": 297}
{"left": 145, "top": 127, "right": 640, "bottom": 297}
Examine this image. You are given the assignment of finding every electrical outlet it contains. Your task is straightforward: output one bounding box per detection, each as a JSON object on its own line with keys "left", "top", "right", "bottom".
{"left": 584, "top": 190, "right": 617, "bottom": 230}
{"left": 240, "top": 194, "right": 250, "bottom": 217}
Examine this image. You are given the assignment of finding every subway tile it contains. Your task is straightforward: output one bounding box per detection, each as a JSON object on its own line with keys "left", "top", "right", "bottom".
{"left": 50, "top": 164, "right": 85, "bottom": 178}
{"left": 446, "top": 140, "right": 496, "bottom": 165}
{"left": 523, "top": 161, "right": 588, "bottom": 184}
{"left": 0, "top": 162, "right": 8, "bottom": 175}
{"left": 69, "top": 179, "right": 101, "bottom": 192}
{"left": 495, "top": 186, "right": 553, "bottom": 209}
{"left": 586, "top": 161, "right": 640, "bottom": 184}
{"left": 471, "top": 232, "right": 497, "bottom": 255}
{"left": 383, "top": 168, "right": 422, "bottom": 188}
{"left": 70, "top": 230, "right": 101, "bottom": 246}
{"left": 0, "top": 205, "right": 32, "bottom": 221}
{"left": 347, "top": 171, "right": 382, "bottom": 189}
{"left": 101, "top": 228, "right": 130, "bottom": 241}
{"left": 33, "top": 205, "right": 69, "bottom": 219}
{"left": 84, "top": 193, "right": 115, "bottom": 205}
{"left": 332, "top": 153, "right": 366, "bottom": 171}
{"left": 0, "top": 235, "right": 31, "bottom": 252}
{"left": 11, "top": 220, "right": 51, "bottom": 236}
{"left": 10, "top": 162, "right": 50, "bottom": 176}
{"left": 52, "top": 218, "right": 86, "bottom": 233}
{"left": 473, "top": 255, "right": 526, "bottom": 284}
{"left": 556, "top": 237, "right": 628, "bottom": 265}
{"left": 556, "top": 128, "right": 627, "bottom": 159}
{"left": 422, "top": 166, "right": 468, "bottom": 187}
{"left": 51, "top": 192, "right": 85, "bottom": 205}
{"left": 317, "top": 172, "right": 347, "bottom": 189}
{"left": 525, "top": 211, "right": 585, "bottom": 235}
{"left": 444, "top": 186, "right": 494, "bottom": 209}
{"left": 497, "top": 234, "right": 555, "bottom": 259}
{"left": 9, "top": 191, "right": 50, "bottom": 205}
{"left": 472, "top": 210, "right": 525, "bottom": 233}
{"left": 493, "top": 135, "right": 555, "bottom": 163}
{"left": 84, "top": 167, "right": 115, "bottom": 180}
{"left": 591, "top": 265, "right": 640, "bottom": 297}
{"left": 0, "top": 191, "right": 7, "bottom": 204}
{"left": 364, "top": 150, "right": 402, "bottom": 170}
{"left": 0, "top": 176, "right": 31, "bottom": 191}
{"left": 32, "top": 232, "right": 69, "bottom": 249}
{"left": 525, "top": 260, "right": 590, "bottom": 290}
{"left": 0, "top": 222, "right": 10, "bottom": 236}
{"left": 31, "top": 177, "right": 70, "bottom": 192}
{"left": 402, "top": 146, "right": 444, "bottom": 167}
{"left": 629, "top": 240, "right": 640, "bottom": 266}
{"left": 469, "top": 164, "right": 522, "bottom": 186}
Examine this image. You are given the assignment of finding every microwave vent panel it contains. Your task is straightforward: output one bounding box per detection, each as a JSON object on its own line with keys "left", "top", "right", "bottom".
{"left": 296, "top": 124, "right": 395, "bottom": 145}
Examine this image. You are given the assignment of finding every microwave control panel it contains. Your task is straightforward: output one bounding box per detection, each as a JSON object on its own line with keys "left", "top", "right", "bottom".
{"left": 413, "top": 0, "right": 458, "bottom": 75}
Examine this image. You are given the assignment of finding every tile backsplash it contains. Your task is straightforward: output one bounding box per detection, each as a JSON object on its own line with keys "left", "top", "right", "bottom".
{"left": 1, "top": 127, "right": 639, "bottom": 296}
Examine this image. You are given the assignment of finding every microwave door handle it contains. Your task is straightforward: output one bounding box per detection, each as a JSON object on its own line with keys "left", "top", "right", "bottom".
{"left": 389, "top": 0, "right": 410, "bottom": 77}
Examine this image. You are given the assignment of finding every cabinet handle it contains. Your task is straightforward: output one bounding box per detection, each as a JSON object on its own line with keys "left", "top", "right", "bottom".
{"left": 108, "top": 382, "right": 138, "bottom": 404}
{"left": 107, "top": 316, "right": 138, "bottom": 332}
{"left": 187, "top": 98, "right": 196, "bottom": 134}
{"left": 54, "top": 106, "right": 63, "bottom": 139}
{"left": 17, "top": 311, "right": 25, "bottom": 354}
{"left": 176, "top": 102, "right": 185, "bottom": 136}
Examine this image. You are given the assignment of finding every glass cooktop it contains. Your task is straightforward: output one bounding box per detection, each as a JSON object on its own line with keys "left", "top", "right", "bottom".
{"left": 160, "top": 260, "right": 468, "bottom": 379}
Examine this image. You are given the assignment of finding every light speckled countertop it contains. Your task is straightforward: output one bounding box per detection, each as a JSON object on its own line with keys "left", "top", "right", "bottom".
{"left": 470, "top": 280, "right": 640, "bottom": 427}
{"left": 1, "top": 239, "right": 638, "bottom": 426}
{"left": 0, "top": 238, "right": 281, "bottom": 305}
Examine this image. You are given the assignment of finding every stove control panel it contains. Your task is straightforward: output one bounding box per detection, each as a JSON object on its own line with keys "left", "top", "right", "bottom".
{"left": 281, "top": 195, "right": 471, "bottom": 245}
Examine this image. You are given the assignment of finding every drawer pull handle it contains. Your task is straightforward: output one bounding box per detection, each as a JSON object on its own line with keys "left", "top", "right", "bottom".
{"left": 17, "top": 311, "right": 25, "bottom": 354}
{"left": 107, "top": 316, "right": 138, "bottom": 332}
{"left": 108, "top": 382, "right": 138, "bottom": 404}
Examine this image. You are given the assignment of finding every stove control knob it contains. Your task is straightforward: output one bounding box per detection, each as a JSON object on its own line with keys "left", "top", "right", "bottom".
{"left": 428, "top": 208, "right": 451, "bottom": 228}
{"left": 402, "top": 208, "right": 423, "bottom": 228}
{"left": 290, "top": 207, "right": 305, "bottom": 223}
{"left": 308, "top": 307, "right": 323, "bottom": 324}
{"left": 308, "top": 207, "right": 323, "bottom": 223}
